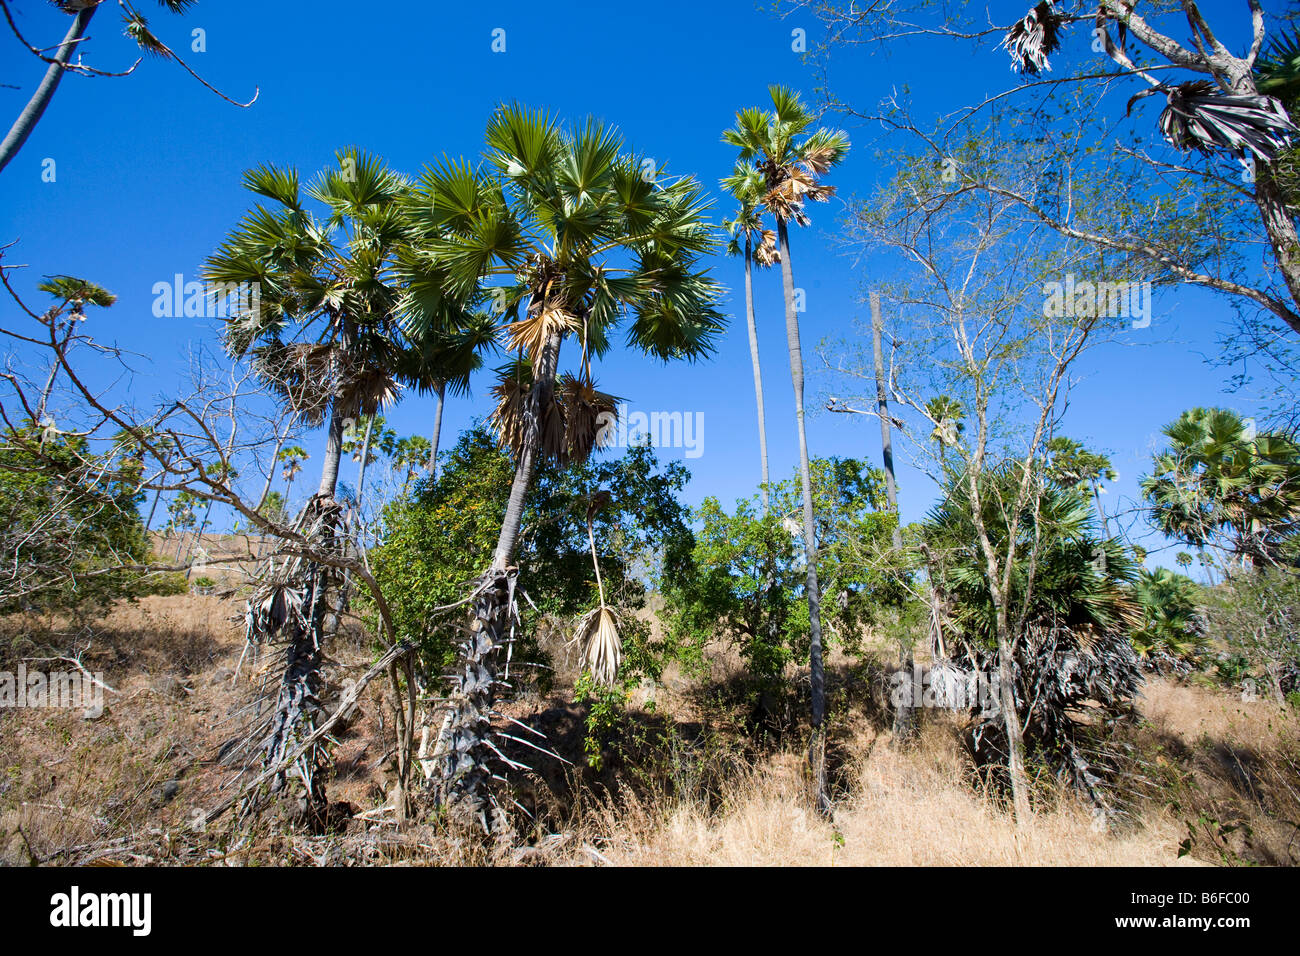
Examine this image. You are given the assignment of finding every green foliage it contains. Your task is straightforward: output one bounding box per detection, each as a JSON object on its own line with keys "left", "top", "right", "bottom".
{"left": 574, "top": 615, "right": 662, "bottom": 769}
{"left": 366, "top": 425, "right": 694, "bottom": 679}
{"left": 0, "top": 426, "right": 162, "bottom": 615}
{"left": 1142, "top": 407, "right": 1300, "bottom": 568}
{"left": 924, "top": 465, "right": 1139, "bottom": 651}
{"left": 1131, "top": 568, "right": 1206, "bottom": 662}
{"left": 664, "top": 457, "right": 905, "bottom": 685}
{"left": 1204, "top": 566, "right": 1300, "bottom": 699}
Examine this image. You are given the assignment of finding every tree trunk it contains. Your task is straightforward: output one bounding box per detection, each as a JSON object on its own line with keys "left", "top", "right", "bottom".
{"left": 491, "top": 331, "right": 563, "bottom": 571}
{"left": 317, "top": 408, "right": 345, "bottom": 498}
{"left": 871, "top": 292, "right": 915, "bottom": 744}
{"left": 1091, "top": 479, "right": 1110, "bottom": 537}
{"left": 743, "top": 239, "right": 771, "bottom": 511}
{"left": 187, "top": 497, "right": 214, "bottom": 578}
{"left": 439, "top": 330, "right": 563, "bottom": 834}
{"left": 145, "top": 487, "right": 163, "bottom": 530}
{"left": 1253, "top": 169, "right": 1300, "bottom": 334}
{"left": 428, "top": 382, "right": 445, "bottom": 478}
{"left": 355, "top": 416, "right": 375, "bottom": 515}
{"left": 777, "top": 220, "right": 829, "bottom": 814}
{"left": 0, "top": 6, "right": 97, "bottom": 173}
{"left": 994, "top": 611, "right": 1032, "bottom": 823}
{"left": 255, "top": 435, "right": 287, "bottom": 513}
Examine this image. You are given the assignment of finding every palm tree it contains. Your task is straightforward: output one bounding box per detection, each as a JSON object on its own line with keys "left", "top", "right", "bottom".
{"left": 1142, "top": 407, "right": 1300, "bottom": 569}
{"left": 204, "top": 147, "right": 416, "bottom": 816}
{"left": 402, "top": 105, "right": 723, "bottom": 829}
{"left": 276, "top": 445, "right": 308, "bottom": 502}
{"left": 721, "top": 163, "right": 780, "bottom": 510}
{"left": 926, "top": 465, "right": 1142, "bottom": 809}
{"left": 1046, "top": 436, "right": 1117, "bottom": 535}
{"left": 724, "top": 86, "right": 849, "bottom": 811}
{"left": 391, "top": 436, "right": 431, "bottom": 492}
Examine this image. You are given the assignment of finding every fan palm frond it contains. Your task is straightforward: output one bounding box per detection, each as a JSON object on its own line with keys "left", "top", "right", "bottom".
{"left": 576, "top": 606, "right": 621, "bottom": 687}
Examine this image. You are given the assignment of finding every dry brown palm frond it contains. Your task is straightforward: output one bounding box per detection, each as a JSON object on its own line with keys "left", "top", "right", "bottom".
{"left": 489, "top": 373, "right": 530, "bottom": 458}
{"left": 801, "top": 143, "right": 840, "bottom": 176}
{"left": 334, "top": 365, "right": 401, "bottom": 419}
{"left": 1150, "top": 79, "right": 1298, "bottom": 161}
{"left": 558, "top": 371, "right": 619, "bottom": 465}
{"left": 251, "top": 343, "right": 338, "bottom": 425}
{"left": 576, "top": 606, "right": 622, "bottom": 688}
{"left": 505, "top": 306, "right": 579, "bottom": 363}
{"left": 754, "top": 229, "right": 781, "bottom": 267}
{"left": 540, "top": 387, "right": 567, "bottom": 463}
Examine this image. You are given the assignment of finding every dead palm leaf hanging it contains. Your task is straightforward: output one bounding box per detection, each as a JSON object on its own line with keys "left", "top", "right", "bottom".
{"left": 1000, "top": 1, "right": 1065, "bottom": 75}
{"left": 490, "top": 363, "right": 619, "bottom": 465}
{"left": 557, "top": 371, "right": 619, "bottom": 465}
{"left": 575, "top": 490, "right": 620, "bottom": 687}
{"left": 754, "top": 229, "right": 780, "bottom": 267}
{"left": 504, "top": 305, "right": 580, "bottom": 364}
{"left": 1144, "top": 80, "right": 1298, "bottom": 162}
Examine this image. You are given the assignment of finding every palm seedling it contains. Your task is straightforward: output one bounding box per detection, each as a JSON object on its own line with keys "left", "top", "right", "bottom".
{"left": 401, "top": 105, "right": 723, "bottom": 831}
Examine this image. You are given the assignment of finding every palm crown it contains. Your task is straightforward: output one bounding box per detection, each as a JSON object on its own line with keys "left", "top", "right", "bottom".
{"left": 204, "top": 147, "right": 415, "bottom": 427}
{"left": 721, "top": 163, "right": 780, "bottom": 267}
{"left": 1142, "top": 407, "right": 1300, "bottom": 566}
{"left": 722, "top": 86, "right": 850, "bottom": 228}
{"left": 399, "top": 105, "right": 724, "bottom": 462}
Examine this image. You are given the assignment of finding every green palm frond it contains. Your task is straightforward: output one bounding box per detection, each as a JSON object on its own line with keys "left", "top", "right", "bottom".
{"left": 37, "top": 276, "right": 116, "bottom": 309}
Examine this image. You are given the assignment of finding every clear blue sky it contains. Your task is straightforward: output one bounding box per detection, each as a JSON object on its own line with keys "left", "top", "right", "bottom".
{"left": 0, "top": 0, "right": 1284, "bottom": 571}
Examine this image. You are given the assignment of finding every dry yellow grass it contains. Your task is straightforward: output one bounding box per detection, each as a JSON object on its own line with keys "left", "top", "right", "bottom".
{"left": 2, "top": 593, "right": 1296, "bottom": 866}
{"left": 559, "top": 730, "right": 1192, "bottom": 867}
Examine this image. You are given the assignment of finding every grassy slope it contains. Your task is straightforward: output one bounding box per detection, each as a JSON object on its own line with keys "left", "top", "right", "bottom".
{"left": 0, "top": 592, "right": 1296, "bottom": 866}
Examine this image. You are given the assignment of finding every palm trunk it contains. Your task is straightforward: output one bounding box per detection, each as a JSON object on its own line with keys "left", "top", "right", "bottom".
{"left": 743, "top": 239, "right": 771, "bottom": 511}
{"left": 492, "top": 331, "right": 563, "bottom": 571}
{"left": 428, "top": 382, "right": 446, "bottom": 478}
{"left": 317, "top": 408, "right": 345, "bottom": 498}
{"left": 871, "top": 292, "right": 915, "bottom": 744}
{"left": 440, "top": 329, "right": 562, "bottom": 833}
{"left": 0, "top": 6, "right": 97, "bottom": 173}
{"left": 777, "top": 220, "right": 829, "bottom": 814}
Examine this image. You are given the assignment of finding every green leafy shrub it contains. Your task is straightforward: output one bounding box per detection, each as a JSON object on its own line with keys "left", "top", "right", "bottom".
{"left": 0, "top": 426, "right": 165, "bottom": 615}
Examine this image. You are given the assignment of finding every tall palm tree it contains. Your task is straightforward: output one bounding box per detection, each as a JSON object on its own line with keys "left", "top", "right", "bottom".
{"left": 721, "top": 163, "right": 780, "bottom": 511}
{"left": 724, "top": 86, "right": 849, "bottom": 812}
{"left": 204, "top": 148, "right": 415, "bottom": 816}
{"left": 402, "top": 105, "right": 723, "bottom": 829}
